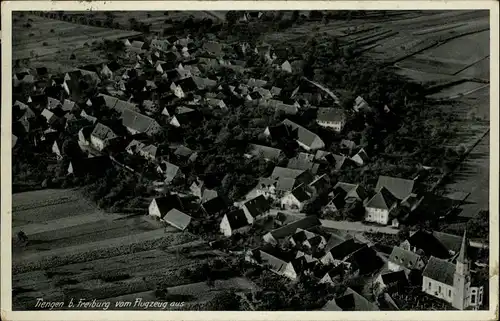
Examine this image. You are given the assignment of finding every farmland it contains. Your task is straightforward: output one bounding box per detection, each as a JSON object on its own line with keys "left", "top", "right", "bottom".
{"left": 12, "top": 13, "right": 141, "bottom": 73}
{"left": 12, "top": 189, "right": 255, "bottom": 310}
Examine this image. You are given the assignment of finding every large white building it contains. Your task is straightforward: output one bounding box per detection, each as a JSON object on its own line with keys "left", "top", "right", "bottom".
{"left": 422, "top": 231, "right": 484, "bottom": 310}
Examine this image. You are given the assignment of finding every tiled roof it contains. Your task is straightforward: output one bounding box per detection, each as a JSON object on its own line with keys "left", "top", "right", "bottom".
{"left": 317, "top": 108, "right": 345, "bottom": 123}
{"left": 380, "top": 270, "right": 408, "bottom": 287}
{"left": 153, "top": 195, "right": 184, "bottom": 217}
{"left": 406, "top": 230, "right": 451, "bottom": 259}
{"left": 271, "top": 166, "right": 305, "bottom": 180}
{"left": 423, "top": 256, "right": 456, "bottom": 286}
{"left": 164, "top": 208, "right": 192, "bottom": 231}
{"left": 376, "top": 176, "right": 415, "bottom": 200}
{"left": 268, "top": 216, "right": 320, "bottom": 240}
{"left": 282, "top": 119, "right": 324, "bottom": 150}
{"left": 202, "top": 196, "right": 228, "bottom": 216}
{"left": 388, "top": 246, "right": 422, "bottom": 270}
{"left": 121, "top": 109, "right": 161, "bottom": 135}
{"left": 291, "top": 185, "right": 312, "bottom": 202}
{"left": 325, "top": 288, "right": 379, "bottom": 311}
{"left": 225, "top": 209, "right": 250, "bottom": 230}
{"left": 248, "top": 144, "right": 282, "bottom": 160}
{"left": 91, "top": 123, "right": 118, "bottom": 141}
{"left": 327, "top": 239, "right": 366, "bottom": 260}
{"left": 243, "top": 195, "right": 271, "bottom": 218}
{"left": 365, "top": 187, "right": 398, "bottom": 210}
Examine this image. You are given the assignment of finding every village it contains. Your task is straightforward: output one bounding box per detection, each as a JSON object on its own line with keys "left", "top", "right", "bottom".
{"left": 11, "top": 10, "right": 489, "bottom": 311}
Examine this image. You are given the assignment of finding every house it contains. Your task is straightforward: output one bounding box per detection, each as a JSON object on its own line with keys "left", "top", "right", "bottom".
{"left": 138, "top": 144, "right": 159, "bottom": 161}
{"left": 247, "top": 78, "right": 268, "bottom": 89}
{"left": 274, "top": 102, "right": 299, "bottom": 115}
{"left": 47, "top": 97, "right": 62, "bottom": 110}
{"left": 340, "top": 139, "right": 356, "bottom": 151}
{"left": 287, "top": 152, "right": 320, "bottom": 174}
{"left": 202, "top": 41, "right": 223, "bottom": 57}
{"left": 61, "top": 99, "right": 78, "bottom": 113}
{"left": 270, "top": 86, "right": 282, "bottom": 97}
{"left": 148, "top": 195, "right": 184, "bottom": 219}
{"left": 364, "top": 187, "right": 399, "bottom": 225}
{"left": 333, "top": 183, "right": 367, "bottom": 204}
{"left": 388, "top": 246, "right": 425, "bottom": 276}
{"left": 353, "top": 96, "right": 372, "bottom": 112}
{"left": 170, "top": 106, "right": 199, "bottom": 127}
{"left": 374, "top": 271, "right": 409, "bottom": 295}
{"left": 90, "top": 123, "right": 118, "bottom": 151}
{"left": 206, "top": 98, "right": 227, "bottom": 110}
{"left": 150, "top": 39, "right": 171, "bottom": 52}
{"left": 282, "top": 119, "right": 325, "bottom": 151}
{"left": 246, "top": 91, "right": 263, "bottom": 102}
{"left": 375, "top": 175, "right": 415, "bottom": 200}
{"left": 254, "top": 87, "right": 273, "bottom": 100}
{"left": 157, "top": 161, "right": 183, "bottom": 183}
{"left": 120, "top": 109, "right": 162, "bottom": 136}
{"left": 400, "top": 230, "right": 458, "bottom": 259}
{"left": 198, "top": 56, "right": 220, "bottom": 69}
{"left": 345, "top": 245, "right": 384, "bottom": 275}
{"left": 248, "top": 249, "right": 298, "bottom": 280}
{"left": 280, "top": 184, "right": 312, "bottom": 211}
{"left": 12, "top": 134, "right": 18, "bottom": 148}
{"left": 350, "top": 148, "right": 369, "bottom": 166}
{"left": 41, "top": 108, "right": 55, "bottom": 123}
{"left": 67, "top": 156, "right": 110, "bottom": 176}
{"left": 254, "top": 44, "right": 277, "bottom": 63}
{"left": 220, "top": 209, "right": 251, "bottom": 237}
{"left": 321, "top": 288, "right": 379, "bottom": 311}
{"left": 80, "top": 109, "right": 97, "bottom": 124}
{"left": 323, "top": 194, "right": 346, "bottom": 213}
{"left": 288, "top": 229, "right": 326, "bottom": 250}
{"left": 126, "top": 139, "right": 146, "bottom": 155}
{"left": 201, "top": 196, "right": 228, "bottom": 216}
{"left": 262, "top": 216, "right": 320, "bottom": 245}
{"left": 246, "top": 144, "right": 283, "bottom": 161}
{"left": 240, "top": 195, "right": 271, "bottom": 223}
{"left": 320, "top": 239, "right": 367, "bottom": 266}
{"left": 52, "top": 140, "right": 63, "bottom": 160}
{"left": 316, "top": 108, "right": 346, "bottom": 132}
{"left": 422, "top": 231, "right": 483, "bottom": 310}
{"left": 164, "top": 209, "right": 192, "bottom": 231}
{"left": 280, "top": 60, "right": 292, "bottom": 73}
{"left": 319, "top": 265, "right": 346, "bottom": 285}
{"left": 174, "top": 145, "right": 195, "bottom": 159}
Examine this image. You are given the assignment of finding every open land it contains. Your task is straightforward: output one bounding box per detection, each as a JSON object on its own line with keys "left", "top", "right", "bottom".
{"left": 12, "top": 189, "right": 255, "bottom": 310}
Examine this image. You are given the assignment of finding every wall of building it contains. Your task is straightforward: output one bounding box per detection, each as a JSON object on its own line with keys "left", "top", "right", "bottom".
{"left": 422, "top": 276, "right": 454, "bottom": 304}
{"left": 365, "top": 207, "right": 390, "bottom": 225}
{"left": 148, "top": 200, "right": 161, "bottom": 218}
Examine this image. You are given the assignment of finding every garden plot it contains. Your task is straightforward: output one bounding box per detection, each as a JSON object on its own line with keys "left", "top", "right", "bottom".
{"left": 428, "top": 82, "right": 489, "bottom": 100}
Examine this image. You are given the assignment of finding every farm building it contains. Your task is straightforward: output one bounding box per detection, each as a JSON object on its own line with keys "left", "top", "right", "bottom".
{"left": 164, "top": 209, "right": 192, "bottom": 231}
{"left": 220, "top": 209, "right": 251, "bottom": 237}
{"left": 148, "top": 195, "right": 184, "bottom": 219}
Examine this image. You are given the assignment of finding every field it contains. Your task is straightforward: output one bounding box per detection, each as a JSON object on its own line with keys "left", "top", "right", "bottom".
{"left": 12, "top": 189, "right": 255, "bottom": 310}
{"left": 12, "top": 14, "right": 141, "bottom": 73}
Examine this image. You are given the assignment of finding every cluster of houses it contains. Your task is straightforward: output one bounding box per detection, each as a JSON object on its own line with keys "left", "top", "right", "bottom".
{"left": 12, "top": 29, "right": 485, "bottom": 311}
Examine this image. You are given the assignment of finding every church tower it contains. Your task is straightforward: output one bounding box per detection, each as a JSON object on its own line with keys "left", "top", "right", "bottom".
{"left": 453, "top": 230, "right": 471, "bottom": 310}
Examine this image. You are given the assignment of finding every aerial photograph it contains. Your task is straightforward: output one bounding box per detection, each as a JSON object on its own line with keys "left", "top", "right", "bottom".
{"left": 11, "top": 10, "right": 490, "bottom": 311}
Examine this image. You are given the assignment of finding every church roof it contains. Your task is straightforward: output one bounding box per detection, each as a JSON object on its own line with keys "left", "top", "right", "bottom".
{"left": 422, "top": 256, "right": 456, "bottom": 286}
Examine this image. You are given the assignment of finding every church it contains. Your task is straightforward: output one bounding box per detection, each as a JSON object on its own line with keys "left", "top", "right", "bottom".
{"left": 422, "top": 231, "right": 484, "bottom": 310}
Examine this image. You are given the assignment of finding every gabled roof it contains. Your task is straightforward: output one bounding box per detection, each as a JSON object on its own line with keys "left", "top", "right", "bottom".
{"left": 323, "top": 288, "right": 379, "bottom": 311}
{"left": 159, "top": 161, "right": 181, "bottom": 182}
{"left": 225, "top": 209, "right": 250, "bottom": 230}
{"left": 404, "top": 230, "right": 451, "bottom": 259}
{"left": 174, "top": 145, "right": 195, "bottom": 157}
{"left": 282, "top": 119, "right": 324, "bottom": 150}
{"left": 423, "top": 256, "right": 456, "bottom": 286}
{"left": 376, "top": 176, "right": 415, "bottom": 200}
{"left": 267, "top": 216, "right": 321, "bottom": 240}
{"left": 68, "top": 156, "right": 111, "bottom": 176}
{"left": 248, "top": 144, "right": 282, "bottom": 160}
{"left": 324, "top": 233, "right": 346, "bottom": 252}
{"left": 388, "top": 246, "right": 423, "bottom": 270}
{"left": 247, "top": 78, "right": 267, "bottom": 88}
{"left": 202, "top": 196, "right": 228, "bottom": 216}
{"left": 327, "top": 239, "right": 366, "bottom": 260}
{"left": 61, "top": 99, "right": 76, "bottom": 112}
{"left": 47, "top": 97, "right": 62, "bottom": 110}
{"left": 291, "top": 185, "right": 312, "bottom": 202}
{"left": 317, "top": 108, "right": 345, "bottom": 123}
{"left": 153, "top": 195, "right": 184, "bottom": 217}
{"left": 432, "top": 231, "right": 466, "bottom": 255}
{"left": 259, "top": 250, "right": 288, "bottom": 274}
{"left": 243, "top": 195, "right": 271, "bottom": 218}
{"left": 121, "top": 109, "right": 161, "bottom": 135}
{"left": 287, "top": 153, "right": 319, "bottom": 173}
{"left": 164, "top": 209, "right": 192, "bottom": 231}
{"left": 264, "top": 123, "right": 293, "bottom": 138}
{"left": 271, "top": 166, "right": 305, "bottom": 180}
{"left": 91, "top": 123, "right": 118, "bottom": 141}
{"left": 380, "top": 270, "right": 408, "bottom": 287}
{"left": 353, "top": 96, "right": 371, "bottom": 112}
{"left": 202, "top": 41, "right": 223, "bottom": 56}
{"left": 365, "top": 187, "right": 398, "bottom": 210}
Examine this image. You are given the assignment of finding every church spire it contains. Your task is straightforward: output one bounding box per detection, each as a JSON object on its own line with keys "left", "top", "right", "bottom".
{"left": 457, "top": 229, "right": 468, "bottom": 263}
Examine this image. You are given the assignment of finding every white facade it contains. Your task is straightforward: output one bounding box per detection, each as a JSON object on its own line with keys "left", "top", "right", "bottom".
{"left": 317, "top": 119, "right": 344, "bottom": 132}
{"left": 219, "top": 215, "right": 250, "bottom": 237}
{"left": 422, "top": 276, "right": 455, "bottom": 305}
{"left": 365, "top": 207, "right": 390, "bottom": 225}
{"left": 280, "top": 193, "right": 303, "bottom": 211}
{"left": 148, "top": 199, "right": 162, "bottom": 218}
{"left": 170, "top": 116, "right": 181, "bottom": 128}
{"left": 90, "top": 135, "right": 107, "bottom": 151}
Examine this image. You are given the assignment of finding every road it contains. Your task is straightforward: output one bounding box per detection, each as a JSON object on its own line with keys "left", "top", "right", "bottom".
{"left": 267, "top": 209, "right": 400, "bottom": 235}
